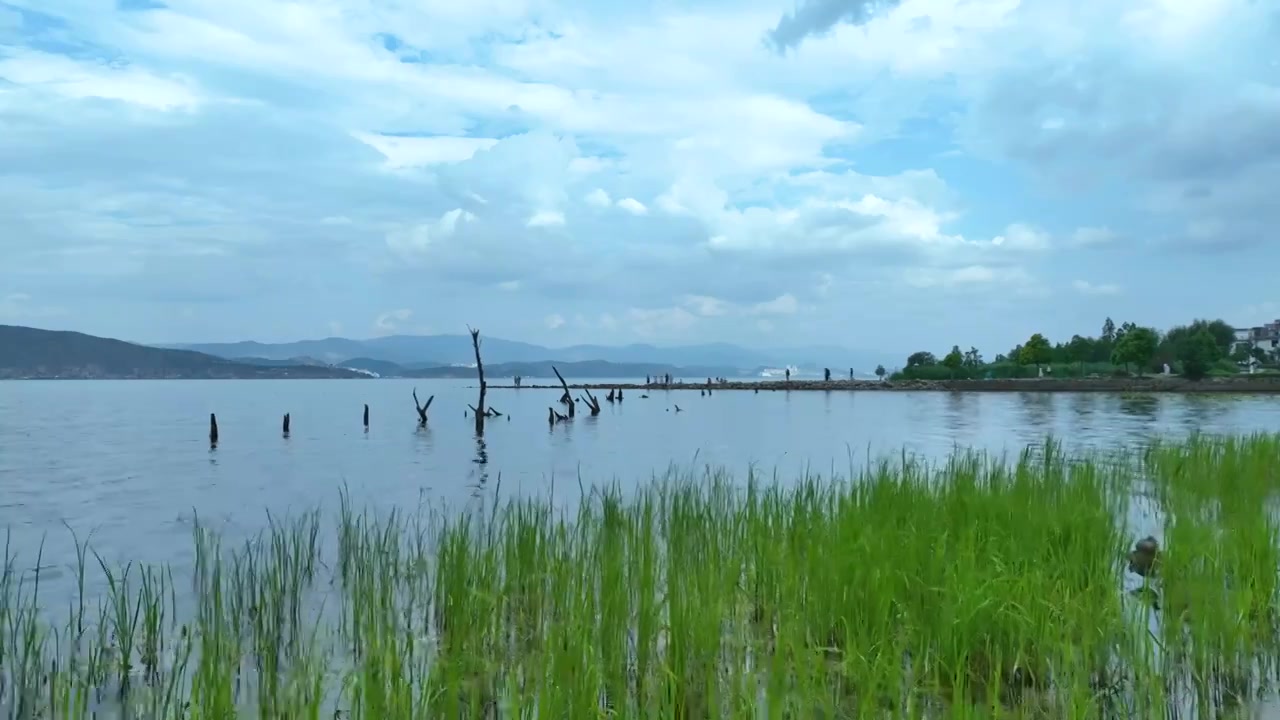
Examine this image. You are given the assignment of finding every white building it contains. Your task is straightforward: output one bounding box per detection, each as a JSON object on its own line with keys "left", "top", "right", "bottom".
{"left": 1234, "top": 320, "right": 1280, "bottom": 359}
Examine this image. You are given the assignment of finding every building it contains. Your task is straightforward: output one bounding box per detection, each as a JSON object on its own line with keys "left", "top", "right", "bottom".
{"left": 1234, "top": 320, "right": 1280, "bottom": 357}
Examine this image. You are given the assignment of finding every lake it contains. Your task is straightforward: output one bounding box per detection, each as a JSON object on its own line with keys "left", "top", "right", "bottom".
{"left": 1, "top": 379, "right": 1278, "bottom": 589}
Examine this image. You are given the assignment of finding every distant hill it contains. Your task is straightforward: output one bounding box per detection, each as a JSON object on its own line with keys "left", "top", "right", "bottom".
{"left": 401, "top": 360, "right": 735, "bottom": 380}
{"left": 168, "top": 334, "right": 894, "bottom": 374}
{"left": 0, "top": 325, "right": 367, "bottom": 380}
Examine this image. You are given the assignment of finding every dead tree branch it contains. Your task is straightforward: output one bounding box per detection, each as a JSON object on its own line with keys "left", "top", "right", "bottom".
{"left": 413, "top": 388, "right": 434, "bottom": 426}
{"left": 552, "top": 365, "right": 575, "bottom": 418}
{"left": 580, "top": 388, "right": 601, "bottom": 415}
{"left": 469, "top": 326, "right": 487, "bottom": 436}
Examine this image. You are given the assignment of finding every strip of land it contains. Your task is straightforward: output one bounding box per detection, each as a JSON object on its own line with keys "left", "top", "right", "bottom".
{"left": 492, "top": 375, "right": 1280, "bottom": 393}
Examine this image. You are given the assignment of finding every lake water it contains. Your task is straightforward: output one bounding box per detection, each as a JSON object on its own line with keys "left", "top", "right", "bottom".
{"left": 1, "top": 379, "right": 1279, "bottom": 588}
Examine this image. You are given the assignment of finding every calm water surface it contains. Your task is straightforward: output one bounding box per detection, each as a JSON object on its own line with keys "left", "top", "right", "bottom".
{"left": 1, "top": 379, "right": 1278, "bottom": 583}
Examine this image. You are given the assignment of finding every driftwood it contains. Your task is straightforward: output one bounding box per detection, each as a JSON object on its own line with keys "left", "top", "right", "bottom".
{"left": 363, "top": 403, "right": 369, "bottom": 429}
{"left": 282, "top": 413, "right": 291, "bottom": 435}
{"left": 580, "top": 388, "right": 601, "bottom": 416}
{"left": 547, "top": 407, "right": 568, "bottom": 425}
{"left": 617, "top": 388, "right": 623, "bottom": 401}
{"left": 413, "top": 388, "right": 434, "bottom": 426}
{"left": 469, "top": 326, "right": 487, "bottom": 436}
{"left": 606, "top": 388, "right": 615, "bottom": 403}
{"left": 552, "top": 366, "right": 575, "bottom": 418}
{"left": 209, "top": 413, "right": 219, "bottom": 445}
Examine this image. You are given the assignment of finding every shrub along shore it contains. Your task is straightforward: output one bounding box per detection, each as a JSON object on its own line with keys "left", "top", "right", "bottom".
{"left": 3, "top": 434, "right": 1279, "bottom": 718}
{"left": 496, "top": 375, "right": 1280, "bottom": 393}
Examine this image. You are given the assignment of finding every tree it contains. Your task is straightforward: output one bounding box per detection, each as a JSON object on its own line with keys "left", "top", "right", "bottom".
{"left": 942, "top": 345, "right": 964, "bottom": 378}
{"left": 1252, "top": 347, "right": 1269, "bottom": 365}
{"left": 1112, "top": 326, "right": 1159, "bottom": 375}
{"left": 1102, "top": 317, "right": 1116, "bottom": 344}
{"left": 1230, "top": 345, "right": 1251, "bottom": 364}
{"left": 1177, "top": 329, "right": 1221, "bottom": 381}
{"left": 906, "top": 351, "right": 937, "bottom": 368}
{"left": 1018, "top": 333, "right": 1053, "bottom": 370}
{"left": 875, "top": 364, "right": 886, "bottom": 380}
{"left": 963, "top": 347, "right": 983, "bottom": 367}
{"left": 1066, "top": 334, "right": 1092, "bottom": 375}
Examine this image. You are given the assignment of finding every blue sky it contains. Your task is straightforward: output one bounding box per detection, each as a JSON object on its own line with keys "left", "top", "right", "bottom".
{"left": 0, "top": 0, "right": 1277, "bottom": 356}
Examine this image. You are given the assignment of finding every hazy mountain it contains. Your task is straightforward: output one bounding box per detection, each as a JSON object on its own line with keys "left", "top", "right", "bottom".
{"left": 169, "top": 334, "right": 893, "bottom": 372}
{"left": 403, "top": 360, "right": 736, "bottom": 380}
{"left": 0, "top": 325, "right": 367, "bottom": 380}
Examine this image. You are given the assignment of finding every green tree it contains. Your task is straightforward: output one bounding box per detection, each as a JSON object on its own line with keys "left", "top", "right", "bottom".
{"left": 1252, "top": 347, "right": 1269, "bottom": 365}
{"left": 1230, "top": 344, "right": 1251, "bottom": 364}
{"left": 1018, "top": 333, "right": 1053, "bottom": 370}
{"left": 875, "top": 364, "right": 886, "bottom": 380}
{"left": 1112, "top": 326, "right": 1159, "bottom": 375}
{"left": 1177, "top": 329, "right": 1221, "bottom": 381}
{"left": 1101, "top": 317, "right": 1116, "bottom": 344}
{"left": 963, "top": 346, "right": 983, "bottom": 367}
{"left": 942, "top": 345, "right": 964, "bottom": 378}
{"left": 1066, "top": 334, "right": 1092, "bottom": 375}
{"left": 906, "top": 351, "right": 937, "bottom": 368}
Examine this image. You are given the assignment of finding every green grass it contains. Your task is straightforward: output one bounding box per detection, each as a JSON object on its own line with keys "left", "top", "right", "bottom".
{"left": 3, "top": 434, "right": 1280, "bottom": 717}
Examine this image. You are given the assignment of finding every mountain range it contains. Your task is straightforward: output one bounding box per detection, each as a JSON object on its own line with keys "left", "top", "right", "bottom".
{"left": 0, "top": 325, "right": 366, "bottom": 380}
{"left": 168, "top": 334, "right": 888, "bottom": 373}
{"left": 1, "top": 324, "right": 894, "bottom": 380}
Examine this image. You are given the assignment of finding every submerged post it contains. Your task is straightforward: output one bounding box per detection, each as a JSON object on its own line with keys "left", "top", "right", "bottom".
{"left": 282, "top": 412, "right": 290, "bottom": 435}
{"left": 209, "top": 413, "right": 219, "bottom": 445}
{"left": 363, "top": 403, "right": 369, "bottom": 429}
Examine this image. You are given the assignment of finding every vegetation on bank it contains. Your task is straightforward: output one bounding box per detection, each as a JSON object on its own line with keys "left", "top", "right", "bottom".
{"left": 886, "top": 317, "right": 1275, "bottom": 382}
{"left": 3, "top": 433, "right": 1280, "bottom": 717}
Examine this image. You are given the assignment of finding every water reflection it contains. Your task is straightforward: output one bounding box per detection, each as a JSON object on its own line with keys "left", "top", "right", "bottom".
{"left": 1016, "top": 392, "right": 1055, "bottom": 431}
{"left": 469, "top": 434, "right": 490, "bottom": 491}
{"left": 1181, "top": 395, "right": 1232, "bottom": 429}
{"left": 1067, "top": 392, "right": 1098, "bottom": 422}
{"left": 943, "top": 392, "right": 972, "bottom": 435}
{"left": 1117, "top": 393, "right": 1160, "bottom": 423}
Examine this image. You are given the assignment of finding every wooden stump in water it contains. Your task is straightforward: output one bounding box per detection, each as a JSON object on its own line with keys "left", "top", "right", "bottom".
{"left": 209, "top": 413, "right": 219, "bottom": 445}
{"left": 282, "top": 413, "right": 290, "bottom": 436}
{"left": 363, "top": 403, "right": 369, "bottom": 429}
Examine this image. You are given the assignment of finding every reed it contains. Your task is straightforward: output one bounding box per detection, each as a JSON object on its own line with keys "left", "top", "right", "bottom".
{"left": 1, "top": 433, "right": 1278, "bottom": 718}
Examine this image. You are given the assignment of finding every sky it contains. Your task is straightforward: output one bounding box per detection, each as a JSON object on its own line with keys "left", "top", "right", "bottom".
{"left": 0, "top": 0, "right": 1277, "bottom": 357}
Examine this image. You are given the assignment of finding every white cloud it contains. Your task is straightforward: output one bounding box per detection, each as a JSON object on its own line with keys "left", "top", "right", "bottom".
{"left": 385, "top": 208, "right": 475, "bottom": 259}
{"left": 373, "top": 308, "right": 412, "bottom": 333}
{"left": 751, "top": 293, "right": 800, "bottom": 315}
{"left": 903, "top": 265, "right": 1035, "bottom": 290}
{"left": 627, "top": 306, "right": 698, "bottom": 338}
{"left": 353, "top": 133, "right": 498, "bottom": 169}
{"left": 1069, "top": 227, "right": 1118, "bottom": 247}
{"left": 0, "top": 49, "right": 203, "bottom": 111}
{"left": 0, "top": 0, "right": 1271, "bottom": 353}
{"left": 991, "top": 224, "right": 1050, "bottom": 252}
{"left": 584, "top": 188, "right": 612, "bottom": 207}
{"left": 1072, "top": 280, "right": 1122, "bottom": 296}
{"left": 616, "top": 197, "right": 648, "bottom": 215}
{"left": 526, "top": 210, "right": 565, "bottom": 227}
{"left": 544, "top": 313, "right": 566, "bottom": 329}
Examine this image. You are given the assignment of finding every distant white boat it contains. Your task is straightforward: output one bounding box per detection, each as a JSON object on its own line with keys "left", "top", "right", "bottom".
{"left": 758, "top": 364, "right": 800, "bottom": 378}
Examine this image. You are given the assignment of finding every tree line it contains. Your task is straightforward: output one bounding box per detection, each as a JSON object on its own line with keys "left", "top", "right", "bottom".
{"left": 882, "top": 317, "right": 1272, "bottom": 382}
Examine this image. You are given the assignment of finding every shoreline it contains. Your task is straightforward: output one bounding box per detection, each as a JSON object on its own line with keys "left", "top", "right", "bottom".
{"left": 491, "top": 376, "right": 1280, "bottom": 393}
